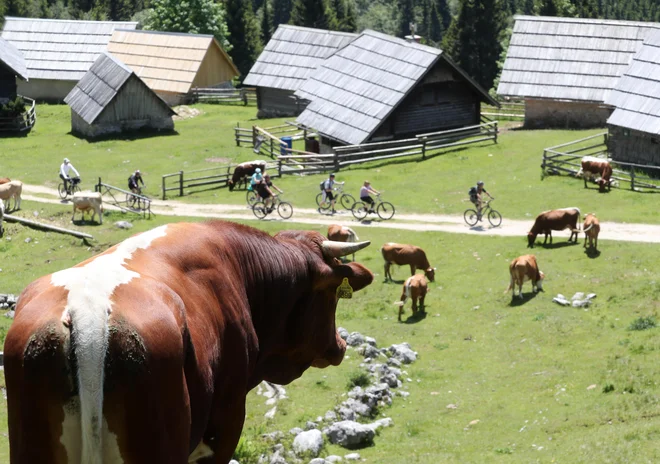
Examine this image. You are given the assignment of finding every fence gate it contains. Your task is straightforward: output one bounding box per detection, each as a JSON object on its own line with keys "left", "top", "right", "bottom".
{"left": 96, "top": 178, "right": 152, "bottom": 218}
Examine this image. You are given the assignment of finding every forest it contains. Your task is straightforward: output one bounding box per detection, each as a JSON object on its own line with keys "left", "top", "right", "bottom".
{"left": 2, "top": 0, "right": 660, "bottom": 93}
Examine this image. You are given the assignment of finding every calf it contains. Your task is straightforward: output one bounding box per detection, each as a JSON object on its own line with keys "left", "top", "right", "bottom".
{"left": 506, "top": 254, "right": 545, "bottom": 299}
{"left": 381, "top": 242, "right": 435, "bottom": 282}
{"left": 395, "top": 274, "right": 428, "bottom": 321}
{"left": 577, "top": 156, "right": 613, "bottom": 191}
{"left": 583, "top": 213, "right": 600, "bottom": 251}
{"left": 0, "top": 177, "right": 10, "bottom": 185}
{"left": 527, "top": 207, "right": 580, "bottom": 247}
{"left": 228, "top": 160, "right": 267, "bottom": 191}
{"left": 72, "top": 191, "right": 103, "bottom": 224}
{"left": 327, "top": 224, "right": 359, "bottom": 261}
{"left": 0, "top": 180, "right": 22, "bottom": 212}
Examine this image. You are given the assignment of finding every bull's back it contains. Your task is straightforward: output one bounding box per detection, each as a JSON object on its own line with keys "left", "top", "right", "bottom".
{"left": 381, "top": 243, "right": 419, "bottom": 264}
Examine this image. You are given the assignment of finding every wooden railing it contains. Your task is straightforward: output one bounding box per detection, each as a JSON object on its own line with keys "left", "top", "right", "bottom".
{"left": 95, "top": 178, "right": 152, "bottom": 218}
{"left": 0, "top": 96, "right": 36, "bottom": 132}
{"left": 482, "top": 98, "right": 525, "bottom": 121}
{"left": 191, "top": 87, "right": 257, "bottom": 106}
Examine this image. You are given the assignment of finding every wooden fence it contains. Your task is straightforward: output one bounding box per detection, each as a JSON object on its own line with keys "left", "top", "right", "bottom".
{"left": 542, "top": 132, "right": 660, "bottom": 191}
{"left": 95, "top": 178, "right": 152, "bottom": 218}
{"left": 482, "top": 98, "right": 525, "bottom": 121}
{"left": 191, "top": 87, "right": 257, "bottom": 106}
{"left": 0, "top": 96, "right": 36, "bottom": 132}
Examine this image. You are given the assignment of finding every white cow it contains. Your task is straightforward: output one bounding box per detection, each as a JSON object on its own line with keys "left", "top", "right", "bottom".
{"left": 72, "top": 191, "right": 103, "bottom": 224}
{"left": 0, "top": 180, "right": 22, "bottom": 212}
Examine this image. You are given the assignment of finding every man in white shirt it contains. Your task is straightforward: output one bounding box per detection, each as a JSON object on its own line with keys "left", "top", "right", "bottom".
{"left": 59, "top": 158, "right": 80, "bottom": 193}
{"left": 323, "top": 173, "right": 337, "bottom": 213}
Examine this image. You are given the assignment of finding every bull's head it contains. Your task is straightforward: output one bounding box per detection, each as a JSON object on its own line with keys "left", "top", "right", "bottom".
{"left": 527, "top": 232, "right": 536, "bottom": 248}
{"left": 425, "top": 267, "right": 436, "bottom": 282}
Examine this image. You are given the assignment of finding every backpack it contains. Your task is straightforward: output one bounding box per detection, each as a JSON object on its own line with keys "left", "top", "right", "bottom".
{"left": 468, "top": 186, "right": 477, "bottom": 196}
{"left": 320, "top": 180, "right": 325, "bottom": 191}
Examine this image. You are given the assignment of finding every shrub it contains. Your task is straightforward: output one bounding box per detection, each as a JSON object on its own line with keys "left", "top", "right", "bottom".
{"left": 628, "top": 316, "right": 657, "bottom": 331}
{"left": 0, "top": 96, "right": 26, "bottom": 118}
{"left": 347, "top": 370, "right": 371, "bottom": 389}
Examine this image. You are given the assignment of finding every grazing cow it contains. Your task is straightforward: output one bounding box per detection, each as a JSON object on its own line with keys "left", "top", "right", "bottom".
{"left": 577, "top": 156, "right": 613, "bottom": 191}
{"left": 0, "top": 177, "right": 10, "bottom": 185}
{"left": 506, "top": 254, "right": 545, "bottom": 299}
{"left": 0, "top": 180, "right": 22, "bottom": 212}
{"left": 381, "top": 242, "right": 435, "bottom": 282}
{"left": 527, "top": 207, "right": 581, "bottom": 247}
{"left": 394, "top": 274, "right": 428, "bottom": 321}
{"left": 4, "top": 221, "right": 373, "bottom": 464}
{"left": 327, "top": 224, "right": 359, "bottom": 261}
{"left": 228, "top": 160, "right": 267, "bottom": 191}
{"left": 583, "top": 213, "right": 600, "bottom": 251}
{"left": 71, "top": 191, "right": 103, "bottom": 224}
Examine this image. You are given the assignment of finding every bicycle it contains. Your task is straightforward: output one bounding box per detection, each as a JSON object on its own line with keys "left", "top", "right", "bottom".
{"left": 252, "top": 195, "right": 293, "bottom": 220}
{"left": 317, "top": 182, "right": 355, "bottom": 212}
{"left": 351, "top": 194, "right": 395, "bottom": 221}
{"left": 464, "top": 199, "right": 502, "bottom": 227}
{"left": 58, "top": 176, "right": 81, "bottom": 199}
{"left": 246, "top": 185, "right": 259, "bottom": 206}
{"left": 126, "top": 186, "right": 149, "bottom": 211}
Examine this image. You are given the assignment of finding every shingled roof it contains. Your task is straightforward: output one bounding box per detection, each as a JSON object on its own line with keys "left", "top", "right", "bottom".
{"left": 243, "top": 25, "right": 357, "bottom": 91}
{"left": 1, "top": 17, "right": 138, "bottom": 81}
{"left": 498, "top": 15, "right": 660, "bottom": 103}
{"left": 0, "top": 36, "right": 28, "bottom": 81}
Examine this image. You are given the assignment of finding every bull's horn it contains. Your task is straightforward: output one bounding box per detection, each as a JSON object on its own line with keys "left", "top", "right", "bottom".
{"left": 321, "top": 240, "right": 371, "bottom": 258}
{"left": 583, "top": 224, "right": 593, "bottom": 232}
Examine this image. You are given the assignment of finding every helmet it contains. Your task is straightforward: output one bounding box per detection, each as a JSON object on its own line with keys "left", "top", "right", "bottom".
{"left": 255, "top": 168, "right": 261, "bottom": 173}
{"left": 64, "top": 158, "right": 70, "bottom": 163}
{"left": 330, "top": 173, "right": 335, "bottom": 177}
{"left": 135, "top": 169, "right": 141, "bottom": 174}
{"left": 477, "top": 180, "right": 484, "bottom": 186}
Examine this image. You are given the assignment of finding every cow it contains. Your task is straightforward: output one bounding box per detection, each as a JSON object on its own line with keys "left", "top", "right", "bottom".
{"left": 4, "top": 221, "right": 373, "bottom": 464}
{"left": 0, "top": 180, "right": 22, "bottom": 212}
{"left": 527, "top": 207, "right": 581, "bottom": 247}
{"left": 577, "top": 156, "right": 613, "bottom": 191}
{"left": 394, "top": 274, "right": 428, "bottom": 321}
{"left": 583, "top": 213, "right": 600, "bottom": 251}
{"left": 0, "top": 200, "right": 4, "bottom": 238}
{"left": 0, "top": 177, "right": 11, "bottom": 185}
{"left": 228, "top": 160, "right": 267, "bottom": 191}
{"left": 327, "top": 224, "right": 359, "bottom": 261}
{"left": 506, "top": 254, "right": 545, "bottom": 299}
{"left": 381, "top": 242, "right": 435, "bottom": 282}
{"left": 71, "top": 191, "right": 103, "bottom": 224}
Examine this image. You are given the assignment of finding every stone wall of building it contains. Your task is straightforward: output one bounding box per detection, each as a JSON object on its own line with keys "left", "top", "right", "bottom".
{"left": 525, "top": 99, "right": 613, "bottom": 129}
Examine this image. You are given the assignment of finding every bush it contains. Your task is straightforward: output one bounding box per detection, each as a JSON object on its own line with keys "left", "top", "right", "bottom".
{"left": 0, "top": 96, "right": 27, "bottom": 118}
{"left": 628, "top": 316, "right": 657, "bottom": 331}
{"left": 347, "top": 370, "right": 371, "bottom": 389}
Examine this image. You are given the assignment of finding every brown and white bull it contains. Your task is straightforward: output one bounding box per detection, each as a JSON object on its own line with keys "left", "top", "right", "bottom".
{"left": 527, "top": 207, "right": 581, "bottom": 247}
{"left": 506, "top": 254, "right": 545, "bottom": 299}
{"left": 577, "top": 156, "right": 613, "bottom": 191}
{"left": 394, "top": 274, "right": 428, "bottom": 321}
{"left": 327, "top": 224, "right": 359, "bottom": 261}
{"left": 72, "top": 191, "right": 103, "bottom": 224}
{"left": 583, "top": 213, "right": 600, "bottom": 251}
{"left": 228, "top": 160, "right": 267, "bottom": 191}
{"left": 4, "top": 221, "right": 373, "bottom": 464}
{"left": 381, "top": 242, "right": 435, "bottom": 282}
{"left": 0, "top": 180, "right": 22, "bottom": 212}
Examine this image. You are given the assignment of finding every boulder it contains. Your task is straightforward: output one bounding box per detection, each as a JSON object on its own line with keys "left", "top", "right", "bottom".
{"left": 346, "top": 332, "right": 365, "bottom": 347}
{"left": 357, "top": 343, "right": 380, "bottom": 359}
{"left": 388, "top": 343, "right": 417, "bottom": 364}
{"left": 337, "top": 327, "right": 349, "bottom": 340}
{"left": 326, "top": 456, "right": 343, "bottom": 462}
{"left": 293, "top": 429, "right": 324, "bottom": 457}
{"left": 366, "top": 417, "right": 393, "bottom": 432}
{"left": 324, "top": 421, "right": 375, "bottom": 448}
{"left": 344, "top": 453, "right": 361, "bottom": 460}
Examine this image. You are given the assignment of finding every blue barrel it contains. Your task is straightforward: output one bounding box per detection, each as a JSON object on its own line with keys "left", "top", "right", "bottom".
{"left": 281, "top": 136, "right": 293, "bottom": 156}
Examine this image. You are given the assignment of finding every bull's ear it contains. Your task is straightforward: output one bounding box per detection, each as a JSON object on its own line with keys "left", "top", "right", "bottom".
{"left": 316, "top": 262, "right": 374, "bottom": 296}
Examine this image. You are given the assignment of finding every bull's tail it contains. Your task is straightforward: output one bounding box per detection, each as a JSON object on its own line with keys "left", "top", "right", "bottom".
{"left": 505, "top": 276, "right": 514, "bottom": 294}
{"left": 344, "top": 227, "right": 359, "bottom": 242}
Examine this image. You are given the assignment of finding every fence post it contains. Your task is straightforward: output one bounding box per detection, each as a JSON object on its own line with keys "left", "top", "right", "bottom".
{"left": 162, "top": 175, "right": 166, "bottom": 200}
{"left": 235, "top": 122, "right": 240, "bottom": 147}
{"left": 252, "top": 126, "right": 257, "bottom": 148}
{"left": 179, "top": 171, "right": 184, "bottom": 197}
{"left": 494, "top": 122, "right": 498, "bottom": 143}
{"left": 541, "top": 151, "right": 547, "bottom": 172}
{"left": 631, "top": 169, "right": 635, "bottom": 191}
{"left": 270, "top": 137, "right": 274, "bottom": 158}
{"left": 278, "top": 157, "right": 282, "bottom": 178}
{"left": 333, "top": 151, "right": 340, "bottom": 172}
{"left": 97, "top": 177, "right": 102, "bottom": 193}
{"left": 421, "top": 139, "right": 426, "bottom": 160}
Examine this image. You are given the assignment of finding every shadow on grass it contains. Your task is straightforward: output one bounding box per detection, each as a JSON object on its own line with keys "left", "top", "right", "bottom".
{"left": 72, "top": 219, "right": 102, "bottom": 227}
{"left": 69, "top": 128, "right": 179, "bottom": 143}
{"left": 509, "top": 291, "right": 542, "bottom": 307}
{"left": 539, "top": 240, "right": 580, "bottom": 250}
{"left": 585, "top": 247, "right": 601, "bottom": 259}
{"left": 384, "top": 278, "right": 405, "bottom": 285}
{"left": 404, "top": 309, "right": 427, "bottom": 324}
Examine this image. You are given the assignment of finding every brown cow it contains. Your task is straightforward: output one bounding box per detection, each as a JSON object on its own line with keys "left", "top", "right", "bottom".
{"left": 0, "top": 180, "right": 22, "bottom": 212}
{"left": 583, "top": 213, "right": 600, "bottom": 251}
{"left": 577, "top": 156, "right": 613, "bottom": 191}
{"left": 506, "top": 254, "right": 545, "bottom": 299}
{"left": 394, "top": 274, "right": 428, "bottom": 321}
{"left": 381, "top": 242, "right": 435, "bottom": 282}
{"left": 228, "top": 160, "right": 267, "bottom": 191}
{"left": 4, "top": 221, "right": 373, "bottom": 464}
{"left": 527, "top": 207, "right": 580, "bottom": 247}
{"left": 0, "top": 177, "right": 11, "bottom": 185}
{"left": 327, "top": 224, "right": 359, "bottom": 261}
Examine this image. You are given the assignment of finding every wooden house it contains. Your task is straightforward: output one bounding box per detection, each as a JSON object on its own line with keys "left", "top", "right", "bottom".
{"left": 64, "top": 53, "right": 176, "bottom": 138}
{"left": 107, "top": 30, "right": 239, "bottom": 106}
{"left": 605, "top": 29, "right": 660, "bottom": 166}
{"left": 243, "top": 25, "right": 357, "bottom": 118}
{"left": 294, "top": 30, "right": 497, "bottom": 149}
{"left": 0, "top": 36, "right": 28, "bottom": 101}
{"left": 498, "top": 16, "right": 660, "bottom": 129}
{"left": 0, "top": 17, "right": 138, "bottom": 102}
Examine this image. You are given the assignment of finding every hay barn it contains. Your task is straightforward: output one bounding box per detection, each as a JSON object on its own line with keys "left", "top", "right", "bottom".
{"left": 295, "top": 29, "right": 497, "bottom": 150}
{"left": 0, "top": 36, "right": 28, "bottom": 101}
{"left": 107, "top": 30, "right": 239, "bottom": 106}
{"left": 64, "top": 53, "right": 175, "bottom": 138}
{"left": 498, "top": 16, "right": 660, "bottom": 129}
{"left": 0, "top": 17, "right": 137, "bottom": 102}
{"left": 243, "top": 25, "right": 357, "bottom": 118}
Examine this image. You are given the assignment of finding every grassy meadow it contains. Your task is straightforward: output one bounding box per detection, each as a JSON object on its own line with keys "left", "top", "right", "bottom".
{"left": 1, "top": 104, "right": 660, "bottom": 463}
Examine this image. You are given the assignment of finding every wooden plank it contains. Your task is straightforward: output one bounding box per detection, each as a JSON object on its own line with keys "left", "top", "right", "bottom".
{"left": 426, "top": 135, "right": 495, "bottom": 151}
{"left": 336, "top": 144, "right": 423, "bottom": 159}
{"left": 339, "top": 149, "right": 424, "bottom": 166}
{"left": 4, "top": 214, "right": 94, "bottom": 239}
{"left": 545, "top": 132, "right": 607, "bottom": 151}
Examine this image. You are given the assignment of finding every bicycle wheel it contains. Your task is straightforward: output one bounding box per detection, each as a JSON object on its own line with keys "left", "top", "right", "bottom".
{"left": 246, "top": 190, "right": 259, "bottom": 206}
{"left": 315, "top": 192, "right": 324, "bottom": 206}
{"left": 351, "top": 202, "right": 368, "bottom": 220}
{"left": 58, "top": 183, "right": 67, "bottom": 199}
{"left": 488, "top": 209, "right": 502, "bottom": 227}
{"left": 318, "top": 196, "right": 332, "bottom": 211}
{"left": 278, "top": 201, "right": 293, "bottom": 219}
{"left": 72, "top": 184, "right": 81, "bottom": 195}
{"left": 340, "top": 193, "right": 355, "bottom": 210}
{"left": 377, "top": 201, "right": 395, "bottom": 220}
{"left": 464, "top": 209, "right": 479, "bottom": 226}
{"left": 126, "top": 193, "right": 137, "bottom": 208}
{"left": 252, "top": 201, "right": 268, "bottom": 219}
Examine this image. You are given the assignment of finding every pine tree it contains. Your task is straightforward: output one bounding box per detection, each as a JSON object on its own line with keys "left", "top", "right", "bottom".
{"left": 539, "top": 0, "right": 557, "bottom": 15}
{"left": 261, "top": 0, "right": 273, "bottom": 43}
{"left": 290, "top": 0, "right": 336, "bottom": 30}
{"left": 272, "top": 0, "right": 293, "bottom": 26}
{"left": 225, "top": 0, "right": 263, "bottom": 78}
{"left": 522, "top": 0, "right": 535, "bottom": 14}
{"left": 5, "top": 0, "right": 29, "bottom": 16}
{"left": 436, "top": 0, "right": 451, "bottom": 32}
{"left": 421, "top": 0, "right": 443, "bottom": 44}
{"left": 332, "top": 0, "right": 356, "bottom": 32}
{"left": 397, "top": 0, "right": 415, "bottom": 38}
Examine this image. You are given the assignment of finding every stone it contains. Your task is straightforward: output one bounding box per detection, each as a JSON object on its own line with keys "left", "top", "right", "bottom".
{"left": 381, "top": 373, "right": 401, "bottom": 388}
{"left": 571, "top": 292, "right": 585, "bottom": 301}
{"left": 114, "top": 221, "right": 133, "bottom": 229}
{"left": 572, "top": 299, "right": 591, "bottom": 308}
{"left": 398, "top": 390, "right": 410, "bottom": 398}
{"left": 324, "top": 411, "right": 338, "bottom": 422}
{"left": 388, "top": 343, "right": 418, "bottom": 364}
{"left": 387, "top": 357, "right": 402, "bottom": 367}
{"left": 262, "top": 431, "right": 284, "bottom": 442}
{"left": 324, "top": 421, "right": 375, "bottom": 448}
{"left": 264, "top": 406, "right": 277, "bottom": 419}
{"left": 326, "top": 456, "right": 343, "bottom": 462}
{"left": 305, "top": 421, "right": 319, "bottom": 430}
{"left": 365, "top": 336, "right": 377, "bottom": 347}
{"left": 366, "top": 417, "right": 393, "bottom": 432}
{"left": 337, "top": 398, "right": 372, "bottom": 419}
{"left": 553, "top": 297, "right": 570, "bottom": 306}
{"left": 346, "top": 332, "right": 365, "bottom": 347}
{"left": 290, "top": 427, "right": 304, "bottom": 436}
{"left": 344, "top": 453, "right": 361, "bottom": 460}
{"left": 293, "top": 429, "right": 324, "bottom": 457}
{"left": 309, "top": 459, "right": 328, "bottom": 464}
{"left": 586, "top": 293, "right": 597, "bottom": 300}
{"left": 229, "top": 461, "right": 240, "bottom": 464}
{"left": 337, "top": 327, "right": 349, "bottom": 340}
{"left": 357, "top": 343, "right": 380, "bottom": 359}
{"left": 24, "top": 237, "right": 32, "bottom": 243}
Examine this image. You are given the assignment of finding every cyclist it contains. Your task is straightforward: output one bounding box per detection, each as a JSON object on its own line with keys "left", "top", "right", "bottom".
{"left": 469, "top": 180, "right": 494, "bottom": 220}
{"left": 128, "top": 169, "right": 145, "bottom": 194}
{"left": 322, "top": 173, "right": 339, "bottom": 214}
{"left": 359, "top": 180, "right": 380, "bottom": 214}
{"left": 259, "top": 173, "right": 283, "bottom": 212}
{"left": 250, "top": 167, "right": 264, "bottom": 189}
{"left": 59, "top": 158, "right": 80, "bottom": 194}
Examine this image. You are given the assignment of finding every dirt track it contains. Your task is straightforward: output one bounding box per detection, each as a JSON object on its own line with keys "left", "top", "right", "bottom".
{"left": 20, "top": 184, "right": 660, "bottom": 244}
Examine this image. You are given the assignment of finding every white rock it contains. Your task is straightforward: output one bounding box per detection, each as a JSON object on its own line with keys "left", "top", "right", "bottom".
{"left": 344, "top": 453, "right": 361, "bottom": 461}
{"left": 553, "top": 297, "right": 570, "bottom": 306}
{"left": 293, "top": 430, "right": 324, "bottom": 457}
{"left": 571, "top": 292, "right": 585, "bottom": 301}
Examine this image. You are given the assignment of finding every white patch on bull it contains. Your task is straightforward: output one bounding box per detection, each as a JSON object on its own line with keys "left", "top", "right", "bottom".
{"left": 188, "top": 442, "right": 214, "bottom": 463}
{"left": 60, "top": 399, "right": 82, "bottom": 463}
{"left": 404, "top": 276, "right": 413, "bottom": 299}
{"left": 102, "top": 416, "right": 124, "bottom": 464}
{"left": 556, "top": 207, "right": 581, "bottom": 214}
{"left": 344, "top": 226, "right": 359, "bottom": 242}
{"left": 52, "top": 225, "right": 168, "bottom": 464}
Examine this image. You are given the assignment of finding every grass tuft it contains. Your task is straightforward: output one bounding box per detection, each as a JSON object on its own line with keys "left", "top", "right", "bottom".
{"left": 628, "top": 316, "right": 657, "bottom": 331}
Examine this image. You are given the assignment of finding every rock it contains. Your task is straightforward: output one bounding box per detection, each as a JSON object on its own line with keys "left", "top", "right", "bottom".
{"left": 262, "top": 431, "right": 284, "bottom": 442}
{"left": 309, "top": 459, "right": 328, "bottom": 464}
{"left": 552, "top": 297, "right": 570, "bottom": 306}
{"left": 337, "top": 327, "right": 349, "bottom": 340}
{"left": 446, "top": 404, "right": 458, "bottom": 409}
{"left": 587, "top": 384, "right": 597, "bottom": 390}
{"left": 24, "top": 237, "right": 32, "bottom": 244}
{"left": 388, "top": 343, "right": 417, "bottom": 364}
{"left": 293, "top": 429, "right": 324, "bottom": 457}
{"left": 229, "top": 461, "right": 240, "bottom": 464}
{"left": 305, "top": 421, "right": 319, "bottom": 430}
{"left": 387, "top": 357, "right": 402, "bottom": 368}
{"left": 572, "top": 299, "right": 591, "bottom": 308}
{"left": 366, "top": 417, "right": 393, "bottom": 432}
{"left": 114, "top": 221, "right": 133, "bottom": 229}
{"left": 326, "top": 456, "right": 343, "bottom": 462}
{"left": 290, "top": 427, "right": 304, "bottom": 436}
{"left": 468, "top": 419, "right": 480, "bottom": 426}
{"left": 264, "top": 406, "right": 277, "bottom": 419}
{"left": 357, "top": 343, "right": 380, "bottom": 359}
{"left": 324, "top": 421, "right": 375, "bottom": 448}
{"left": 5, "top": 310, "right": 15, "bottom": 319}
{"left": 346, "top": 332, "right": 365, "bottom": 347}
{"left": 365, "top": 336, "right": 377, "bottom": 347}
{"left": 571, "top": 292, "right": 585, "bottom": 301}
{"left": 586, "top": 293, "right": 597, "bottom": 300}
{"left": 398, "top": 390, "right": 410, "bottom": 398}
{"left": 336, "top": 398, "right": 372, "bottom": 419}
{"left": 344, "top": 453, "right": 361, "bottom": 460}
{"left": 33, "top": 211, "right": 39, "bottom": 217}
{"left": 380, "top": 372, "right": 401, "bottom": 388}
{"left": 324, "top": 411, "right": 337, "bottom": 422}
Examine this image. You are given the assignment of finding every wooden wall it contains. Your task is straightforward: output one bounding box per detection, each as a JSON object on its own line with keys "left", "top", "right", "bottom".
{"left": 0, "top": 64, "right": 18, "bottom": 100}
{"left": 191, "top": 43, "right": 237, "bottom": 89}
{"left": 608, "top": 125, "right": 660, "bottom": 166}
{"left": 525, "top": 98, "right": 613, "bottom": 129}
{"left": 256, "top": 87, "right": 306, "bottom": 118}
{"left": 17, "top": 79, "right": 75, "bottom": 102}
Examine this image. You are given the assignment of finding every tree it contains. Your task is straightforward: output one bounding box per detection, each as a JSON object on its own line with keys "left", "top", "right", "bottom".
{"left": 272, "top": 0, "right": 293, "bottom": 26}
{"left": 332, "top": 0, "right": 356, "bottom": 32}
{"left": 4, "top": 0, "right": 29, "bottom": 16}
{"left": 421, "top": 0, "right": 444, "bottom": 45}
{"left": 290, "top": 0, "right": 336, "bottom": 30}
{"left": 261, "top": 0, "right": 273, "bottom": 44}
{"left": 397, "top": 0, "right": 415, "bottom": 38}
{"left": 225, "top": 0, "right": 262, "bottom": 78}
{"left": 436, "top": 0, "right": 451, "bottom": 33}
{"left": 539, "top": 0, "right": 558, "bottom": 15}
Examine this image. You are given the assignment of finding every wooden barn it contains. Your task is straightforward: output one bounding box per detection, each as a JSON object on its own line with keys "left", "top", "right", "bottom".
{"left": 0, "top": 36, "right": 28, "bottom": 101}
{"left": 243, "top": 25, "right": 357, "bottom": 118}
{"left": 295, "top": 29, "right": 497, "bottom": 149}
{"left": 0, "top": 17, "right": 138, "bottom": 102}
{"left": 605, "top": 28, "right": 660, "bottom": 166}
{"left": 64, "top": 53, "right": 176, "bottom": 138}
{"left": 107, "top": 30, "right": 239, "bottom": 106}
{"left": 498, "top": 16, "right": 659, "bottom": 129}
